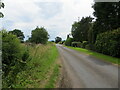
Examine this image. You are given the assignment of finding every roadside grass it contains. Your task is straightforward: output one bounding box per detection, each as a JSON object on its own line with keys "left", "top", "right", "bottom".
{"left": 66, "top": 46, "right": 120, "bottom": 65}
{"left": 14, "top": 43, "right": 60, "bottom": 88}
{"left": 45, "top": 64, "right": 59, "bottom": 88}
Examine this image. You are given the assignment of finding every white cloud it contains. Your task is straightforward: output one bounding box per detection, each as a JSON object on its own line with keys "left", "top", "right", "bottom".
{"left": 2, "top": 0, "right": 94, "bottom": 40}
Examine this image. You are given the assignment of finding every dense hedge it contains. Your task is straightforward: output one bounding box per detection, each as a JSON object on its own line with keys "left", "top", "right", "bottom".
{"left": 95, "top": 28, "right": 120, "bottom": 57}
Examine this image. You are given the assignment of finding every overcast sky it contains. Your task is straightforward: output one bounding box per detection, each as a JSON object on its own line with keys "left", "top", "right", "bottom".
{"left": 1, "top": 0, "right": 94, "bottom": 40}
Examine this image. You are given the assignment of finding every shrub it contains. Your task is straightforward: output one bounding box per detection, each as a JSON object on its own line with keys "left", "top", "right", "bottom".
{"left": 72, "top": 42, "right": 82, "bottom": 47}
{"left": 95, "top": 28, "right": 120, "bottom": 57}
{"left": 81, "top": 41, "right": 88, "bottom": 48}
{"left": 85, "top": 44, "right": 90, "bottom": 50}
{"left": 2, "top": 30, "right": 29, "bottom": 88}
{"left": 65, "top": 38, "right": 73, "bottom": 46}
{"left": 2, "top": 30, "right": 22, "bottom": 73}
{"left": 85, "top": 44, "right": 95, "bottom": 50}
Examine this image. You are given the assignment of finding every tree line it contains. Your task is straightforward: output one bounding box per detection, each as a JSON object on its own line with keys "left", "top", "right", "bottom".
{"left": 65, "top": 2, "right": 120, "bottom": 58}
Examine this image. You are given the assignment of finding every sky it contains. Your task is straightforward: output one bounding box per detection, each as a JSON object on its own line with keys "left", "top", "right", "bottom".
{"left": 1, "top": 0, "right": 94, "bottom": 41}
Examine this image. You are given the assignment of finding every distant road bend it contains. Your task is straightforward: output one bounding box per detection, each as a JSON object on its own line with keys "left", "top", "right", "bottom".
{"left": 56, "top": 44, "right": 119, "bottom": 88}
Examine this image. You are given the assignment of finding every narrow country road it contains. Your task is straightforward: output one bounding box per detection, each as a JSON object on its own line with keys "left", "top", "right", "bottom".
{"left": 56, "top": 44, "right": 119, "bottom": 88}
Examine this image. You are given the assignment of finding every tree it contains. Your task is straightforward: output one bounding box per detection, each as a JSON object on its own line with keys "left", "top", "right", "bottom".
{"left": 9, "top": 29, "right": 25, "bottom": 42}
{"left": 71, "top": 16, "right": 93, "bottom": 42}
{"left": 0, "top": 1, "right": 5, "bottom": 18}
{"left": 65, "top": 38, "right": 73, "bottom": 46}
{"left": 92, "top": 2, "right": 120, "bottom": 43}
{"left": 31, "top": 26, "right": 49, "bottom": 44}
{"left": 88, "top": 22, "right": 94, "bottom": 44}
{"left": 71, "top": 21, "right": 80, "bottom": 41}
{"left": 55, "top": 37, "right": 62, "bottom": 43}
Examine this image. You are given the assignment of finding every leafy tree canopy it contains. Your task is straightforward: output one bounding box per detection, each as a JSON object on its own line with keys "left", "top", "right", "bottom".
{"left": 0, "top": 1, "right": 5, "bottom": 18}
{"left": 9, "top": 29, "right": 25, "bottom": 42}
{"left": 31, "top": 26, "right": 49, "bottom": 44}
{"left": 92, "top": 2, "right": 120, "bottom": 43}
{"left": 71, "top": 16, "right": 93, "bottom": 42}
{"left": 55, "top": 37, "right": 62, "bottom": 43}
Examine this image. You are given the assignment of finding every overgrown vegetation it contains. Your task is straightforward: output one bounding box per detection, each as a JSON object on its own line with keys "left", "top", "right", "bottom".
{"left": 2, "top": 28, "right": 60, "bottom": 88}
{"left": 13, "top": 43, "right": 59, "bottom": 88}
{"left": 2, "top": 30, "right": 27, "bottom": 75}
{"left": 2, "top": 41, "right": 59, "bottom": 88}
{"left": 2, "top": 30, "right": 29, "bottom": 88}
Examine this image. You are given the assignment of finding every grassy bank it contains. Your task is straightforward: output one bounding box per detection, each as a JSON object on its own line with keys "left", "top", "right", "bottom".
{"left": 66, "top": 46, "right": 120, "bottom": 65}
{"left": 12, "top": 43, "right": 60, "bottom": 88}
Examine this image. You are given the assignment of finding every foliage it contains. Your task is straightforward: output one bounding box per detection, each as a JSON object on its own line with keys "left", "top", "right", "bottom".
{"left": 88, "top": 22, "right": 94, "bottom": 44}
{"left": 0, "top": 1, "right": 5, "bottom": 18}
{"left": 72, "top": 42, "right": 81, "bottom": 47}
{"left": 81, "top": 41, "right": 88, "bottom": 48}
{"left": 22, "top": 50, "right": 29, "bottom": 62}
{"left": 55, "top": 37, "right": 62, "bottom": 43}
{"left": 8, "top": 44, "right": 59, "bottom": 88}
{"left": 85, "top": 44, "right": 95, "bottom": 51}
{"left": 51, "top": 40, "right": 55, "bottom": 42}
{"left": 92, "top": 2, "right": 120, "bottom": 43}
{"left": 61, "top": 40, "right": 65, "bottom": 44}
{"left": 2, "top": 30, "right": 22, "bottom": 73}
{"left": 95, "top": 28, "right": 120, "bottom": 57}
{"left": 31, "top": 26, "right": 49, "bottom": 44}
{"left": 65, "top": 38, "right": 73, "bottom": 46}
{"left": 71, "top": 16, "right": 93, "bottom": 42}
{"left": 9, "top": 29, "right": 25, "bottom": 42}
{"left": 2, "top": 30, "right": 29, "bottom": 88}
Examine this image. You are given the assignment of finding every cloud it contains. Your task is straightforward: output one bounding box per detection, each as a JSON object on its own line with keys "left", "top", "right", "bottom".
{"left": 2, "top": 0, "right": 94, "bottom": 40}
{"left": 35, "top": 2, "right": 62, "bottom": 19}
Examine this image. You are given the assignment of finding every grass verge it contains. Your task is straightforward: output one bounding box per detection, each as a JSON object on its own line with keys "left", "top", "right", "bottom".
{"left": 45, "top": 64, "right": 59, "bottom": 88}
{"left": 66, "top": 46, "right": 120, "bottom": 65}
{"left": 13, "top": 43, "right": 60, "bottom": 88}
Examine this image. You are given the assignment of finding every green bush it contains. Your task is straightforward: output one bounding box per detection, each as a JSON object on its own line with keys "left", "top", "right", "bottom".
{"left": 65, "top": 38, "right": 73, "bottom": 46}
{"left": 2, "top": 30, "right": 29, "bottom": 88}
{"left": 72, "top": 42, "right": 81, "bottom": 47}
{"left": 85, "top": 44, "right": 90, "bottom": 49}
{"left": 81, "top": 41, "right": 88, "bottom": 48}
{"left": 2, "top": 30, "right": 22, "bottom": 73}
{"left": 85, "top": 44, "right": 95, "bottom": 50}
{"left": 95, "top": 28, "right": 120, "bottom": 57}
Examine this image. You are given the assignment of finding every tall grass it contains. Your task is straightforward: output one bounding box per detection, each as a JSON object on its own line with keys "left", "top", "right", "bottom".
{"left": 4, "top": 43, "right": 59, "bottom": 88}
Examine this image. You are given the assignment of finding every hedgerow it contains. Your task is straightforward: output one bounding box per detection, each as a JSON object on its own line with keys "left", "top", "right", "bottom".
{"left": 95, "top": 28, "right": 120, "bottom": 57}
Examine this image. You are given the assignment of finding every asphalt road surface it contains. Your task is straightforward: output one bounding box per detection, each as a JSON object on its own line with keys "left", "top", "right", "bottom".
{"left": 56, "top": 44, "right": 119, "bottom": 88}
